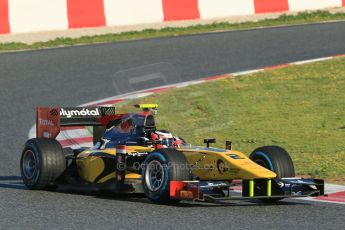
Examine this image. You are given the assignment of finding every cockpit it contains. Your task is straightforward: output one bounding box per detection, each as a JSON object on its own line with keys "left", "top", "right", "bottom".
{"left": 99, "top": 113, "right": 157, "bottom": 148}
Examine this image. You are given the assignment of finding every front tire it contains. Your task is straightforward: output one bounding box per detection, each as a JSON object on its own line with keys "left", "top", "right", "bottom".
{"left": 20, "top": 138, "right": 66, "bottom": 190}
{"left": 142, "top": 148, "right": 191, "bottom": 204}
{"left": 249, "top": 146, "right": 295, "bottom": 202}
{"left": 250, "top": 146, "right": 295, "bottom": 178}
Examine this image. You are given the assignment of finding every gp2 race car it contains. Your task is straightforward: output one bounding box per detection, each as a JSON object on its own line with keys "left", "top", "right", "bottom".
{"left": 20, "top": 104, "right": 325, "bottom": 204}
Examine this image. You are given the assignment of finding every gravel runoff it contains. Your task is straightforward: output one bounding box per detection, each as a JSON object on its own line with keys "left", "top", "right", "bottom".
{"left": 0, "top": 7, "right": 344, "bottom": 44}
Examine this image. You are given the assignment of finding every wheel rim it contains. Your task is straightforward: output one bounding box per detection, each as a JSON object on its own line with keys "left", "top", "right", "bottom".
{"left": 22, "top": 150, "right": 38, "bottom": 179}
{"left": 145, "top": 160, "right": 165, "bottom": 192}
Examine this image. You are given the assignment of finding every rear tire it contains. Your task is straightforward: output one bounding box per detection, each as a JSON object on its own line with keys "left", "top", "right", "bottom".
{"left": 249, "top": 146, "right": 295, "bottom": 202}
{"left": 142, "top": 148, "right": 191, "bottom": 204}
{"left": 20, "top": 138, "right": 66, "bottom": 190}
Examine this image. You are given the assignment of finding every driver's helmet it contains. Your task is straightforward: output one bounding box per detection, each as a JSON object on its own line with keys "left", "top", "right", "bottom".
{"left": 155, "top": 130, "right": 174, "bottom": 147}
{"left": 155, "top": 130, "right": 185, "bottom": 148}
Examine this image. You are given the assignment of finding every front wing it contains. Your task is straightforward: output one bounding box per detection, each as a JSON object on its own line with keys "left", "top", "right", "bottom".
{"left": 170, "top": 178, "right": 325, "bottom": 202}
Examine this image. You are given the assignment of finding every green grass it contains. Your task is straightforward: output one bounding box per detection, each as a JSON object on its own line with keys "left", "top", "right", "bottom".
{"left": 117, "top": 57, "right": 345, "bottom": 182}
{"left": 1, "top": 10, "right": 345, "bottom": 52}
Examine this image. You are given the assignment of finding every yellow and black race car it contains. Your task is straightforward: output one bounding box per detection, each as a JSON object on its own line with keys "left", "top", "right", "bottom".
{"left": 21, "top": 104, "right": 324, "bottom": 204}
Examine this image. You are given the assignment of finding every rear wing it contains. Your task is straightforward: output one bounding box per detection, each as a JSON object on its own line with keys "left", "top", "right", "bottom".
{"left": 36, "top": 107, "right": 116, "bottom": 140}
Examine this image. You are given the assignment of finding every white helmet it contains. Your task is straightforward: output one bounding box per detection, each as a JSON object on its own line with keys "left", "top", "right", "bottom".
{"left": 155, "top": 130, "right": 185, "bottom": 148}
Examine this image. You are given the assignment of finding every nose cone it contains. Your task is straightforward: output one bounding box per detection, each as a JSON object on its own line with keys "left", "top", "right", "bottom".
{"left": 242, "top": 163, "right": 277, "bottom": 179}
{"left": 225, "top": 150, "right": 277, "bottom": 179}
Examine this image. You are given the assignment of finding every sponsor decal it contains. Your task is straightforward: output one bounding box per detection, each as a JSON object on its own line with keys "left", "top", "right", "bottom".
{"left": 38, "top": 118, "right": 54, "bottom": 127}
{"left": 101, "top": 107, "right": 116, "bottom": 116}
{"left": 199, "top": 181, "right": 229, "bottom": 188}
{"left": 49, "top": 108, "right": 59, "bottom": 116}
{"left": 217, "top": 159, "right": 229, "bottom": 174}
{"left": 60, "top": 108, "right": 100, "bottom": 118}
{"left": 126, "top": 152, "right": 148, "bottom": 157}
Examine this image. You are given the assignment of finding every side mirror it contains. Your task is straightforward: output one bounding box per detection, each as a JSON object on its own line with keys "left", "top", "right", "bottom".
{"left": 225, "top": 141, "right": 232, "bottom": 150}
{"left": 204, "top": 138, "right": 216, "bottom": 148}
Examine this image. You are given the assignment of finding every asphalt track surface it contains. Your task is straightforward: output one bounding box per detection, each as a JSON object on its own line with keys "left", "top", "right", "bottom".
{"left": 1, "top": 21, "right": 345, "bottom": 229}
